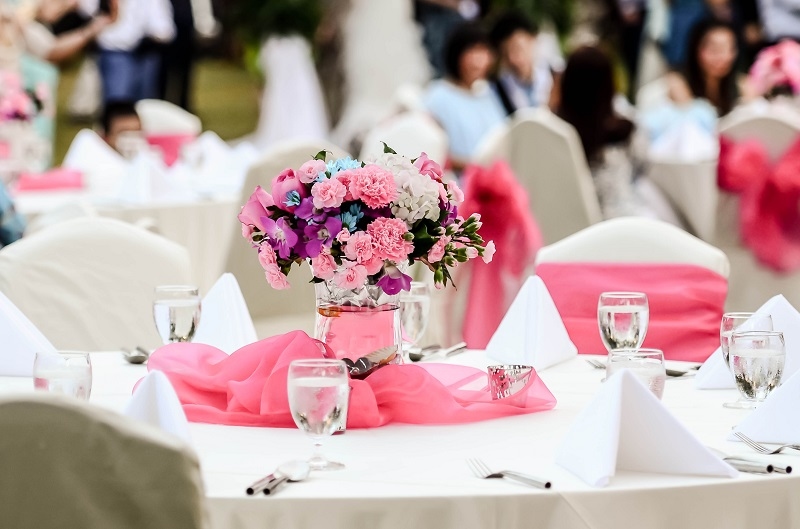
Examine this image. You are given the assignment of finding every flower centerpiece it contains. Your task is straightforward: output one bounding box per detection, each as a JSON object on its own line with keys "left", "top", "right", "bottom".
{"left": 238, "top": 145, "right": 494, "bottom": 370}
{"left": 0, "top": 70, "right": 48, "bottom": 177}
{"left": 747, "top": 40, "right": 800, "bottom": 100}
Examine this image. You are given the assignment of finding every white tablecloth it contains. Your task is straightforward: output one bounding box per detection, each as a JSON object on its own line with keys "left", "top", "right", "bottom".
{"left": 2, "top": 352, "right": 798, "bottom": 529}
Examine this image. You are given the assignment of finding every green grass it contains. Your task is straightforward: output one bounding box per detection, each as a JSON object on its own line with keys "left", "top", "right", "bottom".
{"left": 53, "top": 58, "right": 262, "bottom": 163}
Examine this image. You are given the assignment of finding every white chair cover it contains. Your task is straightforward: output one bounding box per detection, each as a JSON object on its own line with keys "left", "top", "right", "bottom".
{"left": 474, "top": 108, "right": 603, "bottom": 245}
{"left": 0, "top": 394, "right": 208, "bottom": 529}
{"left": 135, "top": 99, "right": 202, "bottom": 136}
{"left": 535, "top": 217, "right": 730, "bottom": 278}
{"left": 635, "top": 77, "right": 669, "bottom": 114}
{"left": 647, "top": 160, "right": 719, "bottom": 241}
{"left": 226, "top": 140, "right": 350, "bottom": 338}
{"left": 0, "top": 217, "right": 193, "bottom": 350}
{"left": 359, "top": 112, "right": 448, "bottom": 164}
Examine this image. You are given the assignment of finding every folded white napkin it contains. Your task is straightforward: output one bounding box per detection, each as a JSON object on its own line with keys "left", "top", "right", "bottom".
{"left": 0, "top": 291, "right": 56, "bottom": 376}
{"left": 193, "top": 273, "right": 257, "bottom": 354}
{"left": 696, "top": 295, "right": 800, "bottom": 390}
{"left": 485, "top": 276, "right": 577, "bottom": 371}
{"left": 730, "top": 369, "right": 800, "bottom": 445}
{"left": 62, "top": 129, "right": 127, "bottom": 197}
{"left": 124, "top": 370, "right": 190, "bottom": 442}
{"left": 556, "top": 370, "right": 737, "bottom": 487}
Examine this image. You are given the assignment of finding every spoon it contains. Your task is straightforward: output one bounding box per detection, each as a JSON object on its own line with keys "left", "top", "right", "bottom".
{"left": 122, "top": 346, "right": 150, "bottom": 364}
{"left": 408, "top": 342, "right": 468, "bottom": 362}
{"left": 263, "top": 460, "right": 311, "bottom": 495}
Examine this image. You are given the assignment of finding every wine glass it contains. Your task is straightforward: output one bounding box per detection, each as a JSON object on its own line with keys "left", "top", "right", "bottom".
{"left": 399, "top": 282, "right": 431, "bottom": 361}
{"left": 153, "top": 285, "right": 202, "bottom": 344}
{"left": 606, "top": 348, "right": 666, "bottom": 400}
{"left": 597, "top": 292, "right": 649, "bottom": 352}
{"left": 33, "top": 351, "right": 92, "bottom": 400}
{"left": 725, "top": 330, "right": 785, "bottom": 409}
{"left": 720, "top": 313, "right": 773, "bottom": 367}
{"left": 287, "top": 359, "right": 350, "bottom": 471}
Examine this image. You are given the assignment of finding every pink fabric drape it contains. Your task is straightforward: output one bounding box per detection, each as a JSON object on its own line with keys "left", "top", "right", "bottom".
{"left": 146, "top": 134, "right": 196, "bottom": 166}
{"left": 146, "top": 331, "right": 556, "bottom": 428}
{"left": 718, "top": 134, "right": 800, "bottom": 272}
{"left": 15, "top": 168, "right": 84, "bottom": 191}
{"left": 459, "top": 161, "right": 542, "bottom": 349}
{"left": 536, "top": 263, "right": 728, "bottom": 362}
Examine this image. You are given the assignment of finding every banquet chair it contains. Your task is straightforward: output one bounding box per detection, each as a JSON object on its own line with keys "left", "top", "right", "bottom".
{"left": 634, "top": 77, "right": 669, "bottom": 114}
{"left": 0, "top": 394, "right": 208, "bottom": 529}
{"left": 0, "top": 217, "right": 192, "bottom": 350}
{"left": 473, "top": 108, "right": 602, "bottom": 245}
{"left": 226, "top": 139, "right": 350, "bottom": 339}
{"left": 358, "top": 111, "right": 448, "bottom": 164}
{"left": 135, "top": 99, "right": 202, "bottom": 136}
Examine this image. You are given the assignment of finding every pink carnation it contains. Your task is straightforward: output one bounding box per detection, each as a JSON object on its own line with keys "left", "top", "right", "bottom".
{"left": 336, "top": 229, "right": 351, "bottom": 243}
{"left": 367, "top": 217, "right": 413, "bottom": 262}
{"left": 447, "top": 180, "right": 465, "bottom": 205}
{"left": 482, "top": 241, "right": 496, "bottom": 264}
{"left": 258, "top": 245, "right": 277, "bottom": 269}
{"left": 298, "top": 159, "right": 327, "bottom": 184}
{"left": 362, "top": 255, "right": 384, "bottom": 275}
{"left": 343, "top": 231, "right": 374, "bottom": 263}
{"left": 413, "top": 152, "right": 444, "bottom": 181}
{"left": 428, "top": 236, "right": 450, "bottom": 263}
{"left": 264, "top": 264, "right": 290, "bottom": 289}
{"left": 335, "top": 170, "right": 356, "bottom": 201}
{"left": 311, "top": 251, "right": 337, "bottom": 280}
{"left": 311, "top": 178, "right": 347, "bottom": 209}
{"left": 349, "top": 165, "right": 398, "bottom": 209}
{"left": 334, "top": 262, "right": 368, "bottom": 290}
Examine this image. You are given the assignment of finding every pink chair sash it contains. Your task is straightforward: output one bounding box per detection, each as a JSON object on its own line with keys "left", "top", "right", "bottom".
{"left": 535, "top": 263, "right": 728, "bottom": 362}
{"left": 146, "top": 331, "right": 556, "bottom": 428}
{"left": 15, "top": 168, "right": 84, "bottom": 191}
{"left": 145, "top": 133, "right": 196, "bottom": 166}
{"left": 459, "top": 161, "right": 542, "bottom": 349}
{"left": 718, "top": 134, "right": 800, "bottom": 272}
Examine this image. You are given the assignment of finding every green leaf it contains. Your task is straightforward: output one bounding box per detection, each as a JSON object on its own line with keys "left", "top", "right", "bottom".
{"left": 314, "top": 150, "right": 329, "bottom": 161}
{"left": 382, "top": 142, "right": 397, "bottom": 155}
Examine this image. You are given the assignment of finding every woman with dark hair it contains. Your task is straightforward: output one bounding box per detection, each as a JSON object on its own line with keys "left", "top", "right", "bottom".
{"left": 424, "top": 22, "right": 506, "bottom": 168}
{"left": 680, "top": 17, "right": 739, "bottom": 116}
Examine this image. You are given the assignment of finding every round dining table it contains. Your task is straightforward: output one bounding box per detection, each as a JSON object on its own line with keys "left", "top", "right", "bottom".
{"left": 2, "top": 351, "right": 798, "bottom": 529}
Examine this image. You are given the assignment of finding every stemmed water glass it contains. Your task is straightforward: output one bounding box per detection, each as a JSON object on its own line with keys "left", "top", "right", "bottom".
{"left": 724, "top": 330, "right": 785, "bottom": 409}
{"left": 606, "top": 348, "right": 666, "bottom": 400}
{"left": 153, "top": 285, "right": 202, "bottom": 344}
{"left": 33, "top": 351, "right": 93, "bottom": 400}
{"left": 287, "top": 359, "right": 350, "bottom": 471}
{"left": 597, "top": 292, "right": 649, "bottom": 352}
{"left": 720, "top": 313, "right": 773, "bottom": 367}
{"left": 399, "top": 282, "right": 431, "bottom": 361}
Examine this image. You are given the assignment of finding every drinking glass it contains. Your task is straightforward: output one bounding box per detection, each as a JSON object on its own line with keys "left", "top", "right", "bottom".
{"left": 153, "top": 286, "right": 202, "bottom": 344}
{"left": 720, "top": 313, "right": 773, "bottom": 367}
{"left": 725, "top": 330, "right": 785, "bottom": 409}
{"left": 287, "top": 359, "right": 350, "bottom": 471}
{"left": 399, "top": 282, "right": 431, "bottom": 360}
{"left": 597, "top": 292, "right": 649, "bottom": 351}
{"left": 606, "top": 349, "right": 666, "bottom": 399}
{"left": 33, "top": 351, "right": 92, "bottom": 400}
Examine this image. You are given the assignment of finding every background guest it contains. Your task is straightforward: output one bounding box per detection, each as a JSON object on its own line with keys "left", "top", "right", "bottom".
{"left": 101, "top": 100, "right": 141, "bottom": 154}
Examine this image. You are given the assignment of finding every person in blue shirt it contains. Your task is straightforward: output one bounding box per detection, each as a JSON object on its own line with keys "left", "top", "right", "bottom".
{"left": 0, "top": 182, "right": 24, "bottom": 249}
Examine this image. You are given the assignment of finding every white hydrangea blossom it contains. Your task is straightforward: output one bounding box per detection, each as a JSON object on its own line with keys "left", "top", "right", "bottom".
{"left": 368, "top": 153, "right": 441, "bottom": 224}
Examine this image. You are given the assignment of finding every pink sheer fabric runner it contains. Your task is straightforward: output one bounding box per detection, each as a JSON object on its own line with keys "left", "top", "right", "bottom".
{"left": 536, "top": 263, "right": 728, "bottom": 362}
{"left": 146, "top": 134, "right": 197, "bottom": 166}
{"left": 718, "top": 135, "right": 800, "bottom": 272}
{"left": 459, "top": 161, "right": 543, "bottom": 349}
{"left": 146, "top": 331, "right": 556, "bottom": 428}
{"left": 15, "top": 168, "right": 84, "bottom": 191}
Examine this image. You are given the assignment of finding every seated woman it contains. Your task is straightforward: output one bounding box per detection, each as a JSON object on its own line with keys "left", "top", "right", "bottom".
{"left": 424, "top": 23, "right": 506, "bottom": 170}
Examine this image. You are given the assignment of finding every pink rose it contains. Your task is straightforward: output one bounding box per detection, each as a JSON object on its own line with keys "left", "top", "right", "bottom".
{"left": 311, "top": 251, "right": 337, "bottom": 280}
{"left": 238, "top": 185, "right": 275, "bottom": 232}
{"left": 298, "top": 159, "right": 327, "bottom": 184}
{"left": 482, "top": 241, "right": 496, "bottom": 264}
{"left": 335, "top": 170, "right": 356, "bottom": 201}
{"left": 264, "top": 264, "right": 290, "bottom": 289}
{"left": 349, "top": 165, "right": 398, "bottom": 209}
{"left": 413, "top": 152, "right": 444, "bottom": 181}
{"left": 271, "top": 168, "right": 308, "bottom": 212}
{"left": 334, "top": 262, "right": 368, "bottom": 290}
{"left": 428, "top": 236, "right": 450, "bottom": 263}
{"left": 343, "top": 231, "right": 374, "bottom": 263}
{"left": 258, "top": 245, "right": 277, "bottom": 269}
{"left": 336, "top": 229, "right": 351, "bottom": 242}
{"left": 311, "top": 178, "right": 347, "bottom": 209}
{"left": 447, "top": 180, "right": 465, "bottom": 205}
{"left": 367, "top": 217, "right": 414, "bottom": 262}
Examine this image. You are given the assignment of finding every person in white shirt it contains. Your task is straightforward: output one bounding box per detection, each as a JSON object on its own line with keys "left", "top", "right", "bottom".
{"left": 78, "top": 0, "right": 175, "bottom": 103}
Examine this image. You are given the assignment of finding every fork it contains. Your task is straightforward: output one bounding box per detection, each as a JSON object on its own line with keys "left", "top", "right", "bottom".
{"left": 466, "top": 458, "right": 551, "bottom": 489}
{"left": 735, "top": 432, "right": 800, "bottom": 456}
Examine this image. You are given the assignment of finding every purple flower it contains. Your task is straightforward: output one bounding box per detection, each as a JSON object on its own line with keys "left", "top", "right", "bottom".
{"left": 376, "top": 264, "right": 412, "bottom": 295}
{"left": 295, "top": 197, "right": 329, "bottom": 223}
{"left": 441, "top": 199, "right": 458, "bottom": 225}
{"left": 263, "top": 217, "right": 299, "bottom": 259}
{"left": 303, "top": 216, "right": 343, "bottom": 258}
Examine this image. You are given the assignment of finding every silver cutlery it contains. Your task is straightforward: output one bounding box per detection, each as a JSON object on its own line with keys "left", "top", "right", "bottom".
{"left": 466, "top": 458, "right": 551, "bottom": 489}
{"left": 122, "top": 346, "right": 150, "bottom": 364}
{"left": 409, "top": 342, "right": 468, "bottom": 362}
{"left": 263, "top": 460, "right": 311, "bottom": 495}
{"left": 584, "top": 358, "right": 697, "bottom": 378}
{"left": 707, "top": 447, "right": 791, "bottom": 474}
{"left": 735, "top": 432, "right": 800, "bottom": 457}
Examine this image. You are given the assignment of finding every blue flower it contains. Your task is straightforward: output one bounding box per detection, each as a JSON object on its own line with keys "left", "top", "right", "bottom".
{"left": 338, "top": 203, "right": 364, "bottom": 233}
{"left": 284, "top": 190, "right": 301, "bottom": 208}
{"left": 326, "top": 157, "right": 361, "bottom": 175}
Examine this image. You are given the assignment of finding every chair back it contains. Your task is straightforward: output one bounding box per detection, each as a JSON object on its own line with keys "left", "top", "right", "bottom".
{"left": 0, "top": 217, "right": 192, "bottom": 350}
{"left": 135, "top": 99, "right": 202, "bottom": 136}
{"left": 0, "top": 394, "right": 208, "bottom": 529}
{"left": 474, "top": 108, "right": 602, "bottom": 244}
{"left": 359, "top": 112, "right": 448, "bottom": 164}
{"left": 719, "top": 109, "right": 800, "bottom": 163}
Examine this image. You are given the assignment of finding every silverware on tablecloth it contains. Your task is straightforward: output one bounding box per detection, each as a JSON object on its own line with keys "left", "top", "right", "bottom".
{"left": 409, "top": 342, "right": 468, "bottom": 362}
{"left": 707, "top": 447, "right": 790, "bottom": 474}
{"left": 584, "top": 358, "right": 697, "bottom": 378}
{"left": 466, "top": 458, "right": 551, "bottom": 489}
{"left": 263, "top": 461, "right": 311, "bottom": 496}
{"left": 735, "top": 432, "right": 800, "bottom": 458}
{"left": 121, "top": 346, "right": 150, "bottom": 364}
{"left": 246, "top": 472, "right": 280, "bottom": 495}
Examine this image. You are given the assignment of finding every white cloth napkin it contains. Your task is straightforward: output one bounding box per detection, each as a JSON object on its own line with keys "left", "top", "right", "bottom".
{"left": 62, "top": 129, "right": 127, "bottom": 197}
{"left": 485, "top": 276, "right": 577, "bottom": 371}
{"left": 696, "top": 295, "right": 800, "bottom": 390}
{"left": 730, "top": 369, "right": 800, "bottom": 445}
{"left": 192, "top": 273, "right": 257, "bottom": 354}
{"left": 556, "top": 370, "right": 738, "bottom": 487}
{"left": 124, "top": 370, "right": 191, "bottom": 442}
{"left": 0, "top": 291, "right": 56, "bottom": 376}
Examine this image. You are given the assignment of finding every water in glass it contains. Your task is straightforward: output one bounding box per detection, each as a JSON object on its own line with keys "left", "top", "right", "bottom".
{"left": 730, "top": 348, "right": 784, "bottom": 401}
{"left": 607, "top": 350, "right": 666, "bottom": 399}
{"left": 288, "top": 376, "right": 349, "bottom": 437}
{"left": 598, "top": 305, "right": 649, "bottom": 350}
{"left": 154, "top": 298, "right": 201, "bottom": 343}
{"left": 33, "top": 352, "right": 92, "bottom": 400}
